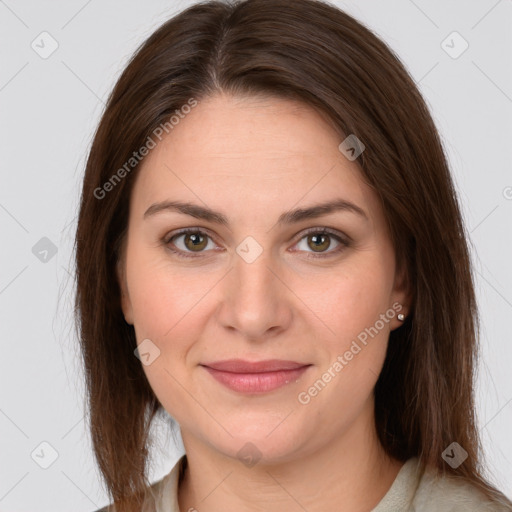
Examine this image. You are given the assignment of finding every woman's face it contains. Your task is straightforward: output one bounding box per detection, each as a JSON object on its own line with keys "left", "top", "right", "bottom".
{"left": 118, "top": 93, "right": 409, "bottom": 463}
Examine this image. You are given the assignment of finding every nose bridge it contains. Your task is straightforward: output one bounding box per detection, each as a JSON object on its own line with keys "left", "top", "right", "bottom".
{"left": 234, "top": 248, "right": 274, "bottom": 300}
{"left": 217, "top": 241, "right": 292, "bottom": 339}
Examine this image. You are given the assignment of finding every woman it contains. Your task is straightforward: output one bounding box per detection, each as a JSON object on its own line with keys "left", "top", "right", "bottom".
{"left": 75, "top": 0, "right": 512, "bottom": 510}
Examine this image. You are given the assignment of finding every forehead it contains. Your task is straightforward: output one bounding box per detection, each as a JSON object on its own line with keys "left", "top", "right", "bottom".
{"left": 130, "top": 93, "right": 379, "bottom": 223}
{"left": 162, "top": 93, "right": 343, "bottom": 159}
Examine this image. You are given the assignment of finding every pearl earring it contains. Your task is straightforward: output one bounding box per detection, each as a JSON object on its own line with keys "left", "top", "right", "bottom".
{"left": 397, "top": 313, "right": 405, "bottom": 321}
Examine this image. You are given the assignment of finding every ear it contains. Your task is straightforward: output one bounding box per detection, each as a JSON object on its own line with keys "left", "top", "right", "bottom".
{"left": 116, "top": 256, "right": 134, "bottom": 325}
{"left": 390, "top": 263, "right": 412, "bottom": 330}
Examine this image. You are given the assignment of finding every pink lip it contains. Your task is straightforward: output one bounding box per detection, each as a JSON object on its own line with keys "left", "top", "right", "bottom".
{"left": 200, "top": 359, "right": 311, "bottom": 393}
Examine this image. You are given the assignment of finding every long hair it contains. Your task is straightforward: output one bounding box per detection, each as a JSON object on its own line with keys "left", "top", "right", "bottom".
{"left": 74, "top": 0, "right": 512, "bottom": 509}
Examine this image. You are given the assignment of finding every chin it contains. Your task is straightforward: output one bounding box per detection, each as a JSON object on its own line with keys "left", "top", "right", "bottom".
{"left": 190, "top": 419, "right": 309, "bottom": 466}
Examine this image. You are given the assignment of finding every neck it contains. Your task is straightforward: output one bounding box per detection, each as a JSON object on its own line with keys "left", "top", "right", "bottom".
{"left": 177, "top": 400, "right": 404, "bottom": 512}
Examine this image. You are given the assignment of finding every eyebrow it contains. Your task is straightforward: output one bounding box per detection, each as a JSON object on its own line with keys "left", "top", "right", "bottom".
{"left": 143, "top": 198, "right": 368, "bottom": 225}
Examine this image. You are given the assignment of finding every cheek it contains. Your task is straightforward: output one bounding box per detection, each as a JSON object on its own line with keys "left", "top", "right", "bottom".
{"left": 125, "top": 256, "right": 212, "bottom": 413}
{"left": 293, "top": 267, "right": 394, "bottom": 421}
{"left": 304, "top": 256, "right": 395, "bottom": 407}
{"left": 125, "top": 239, "right": 211, "bottom": 340}
{"left": 306, "top": 255, "right": 393, "bottom": 347}
{"left": 125, "top": 249, "right": 224, "bottom": 402}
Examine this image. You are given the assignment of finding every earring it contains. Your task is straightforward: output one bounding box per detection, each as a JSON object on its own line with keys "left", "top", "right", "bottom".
{"left": 397, "top": 313, "right": 405, "bottom": 321}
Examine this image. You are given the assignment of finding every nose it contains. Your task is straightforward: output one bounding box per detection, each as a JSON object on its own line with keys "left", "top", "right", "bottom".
{"left": 215, "top": 247, "right": 293, "bottom": 342}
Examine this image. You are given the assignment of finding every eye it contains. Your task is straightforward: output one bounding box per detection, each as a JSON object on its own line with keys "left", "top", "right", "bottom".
{"left": 164, "top": 227, "right": 350, "bottom": 259}
{"left": 292, "top": 227, "right": 349, "bottom": 258}
{"left": 165, "top": 229, "right": 217, "bottom": 258}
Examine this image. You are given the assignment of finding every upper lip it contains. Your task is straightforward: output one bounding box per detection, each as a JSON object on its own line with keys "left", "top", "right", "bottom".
{"left": 201, "top": 359, "right": 310, "bottom": 373}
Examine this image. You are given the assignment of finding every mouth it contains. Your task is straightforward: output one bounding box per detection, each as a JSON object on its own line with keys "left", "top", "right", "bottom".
{"left": 200, "top": 359, "right": 312, "bottom": 394}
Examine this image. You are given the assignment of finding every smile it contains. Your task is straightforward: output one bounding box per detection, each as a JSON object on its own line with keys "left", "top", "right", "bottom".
{"left": 201, "top": 364, "right": 312, "bottom": 394}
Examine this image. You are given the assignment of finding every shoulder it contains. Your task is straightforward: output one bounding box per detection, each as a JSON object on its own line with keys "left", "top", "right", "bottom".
{"left": 412, "top": 464, "right": 512, "bottom": 512}
{"left": 373, "top": 457, "right": 511, "bottom": 512}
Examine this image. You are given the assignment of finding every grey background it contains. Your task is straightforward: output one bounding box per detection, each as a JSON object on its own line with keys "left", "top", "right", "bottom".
{"left": 0, "top": 0, "right": 511, "bottom": 510}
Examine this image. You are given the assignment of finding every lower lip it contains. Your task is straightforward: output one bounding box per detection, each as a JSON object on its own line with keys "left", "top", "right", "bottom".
{"left": 202, "top": 365, "right": 311, "bottom": 394}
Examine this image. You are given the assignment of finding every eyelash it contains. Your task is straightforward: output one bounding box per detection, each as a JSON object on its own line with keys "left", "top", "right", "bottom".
{"left": 163, "top": 227, "right": 350, "bottom": 260}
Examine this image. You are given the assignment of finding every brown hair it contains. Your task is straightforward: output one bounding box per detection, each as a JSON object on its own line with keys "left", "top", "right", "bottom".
{"left": 74, "top": 0, "right": 512, "bottom": 510}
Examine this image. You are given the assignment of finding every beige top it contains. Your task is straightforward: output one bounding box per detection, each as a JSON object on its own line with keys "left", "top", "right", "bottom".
{"left": 98, "top": 454, "right": 511, "bottom": 511}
